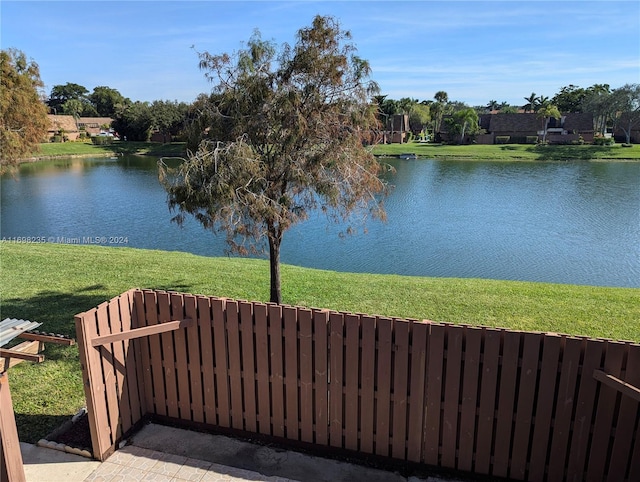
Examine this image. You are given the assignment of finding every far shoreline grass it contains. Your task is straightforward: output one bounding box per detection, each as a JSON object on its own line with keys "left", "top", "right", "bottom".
{"left": 2, "top": 242, "right": 638, "bottom": 442}
{"left": 14, "top": 140, "right": 640, "bottom": 165}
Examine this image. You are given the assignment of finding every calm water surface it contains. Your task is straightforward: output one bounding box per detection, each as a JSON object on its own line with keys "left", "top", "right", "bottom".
{"left": 2, "top": 156, "right": 639, "bottom": 288}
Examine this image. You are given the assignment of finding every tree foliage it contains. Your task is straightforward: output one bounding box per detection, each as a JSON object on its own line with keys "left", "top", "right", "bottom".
{"left": 536, "top": 104, "right": 561, "bottom": 143}
{"left": 445, "top": 108, "right": 479, "bottom": 144}
{"left": 610, "top": 83, "right": 640, "bottom": 144}
{"left": 90, "top": 86, "right": 128, "bottom": 117}
{"left": 112, "top": 101, "right": 153, "bottom": 141}
{"left": 160, "top": 15, "right": 388, "bottom": 303}
{"left": 48, "top": 82, "right": 97, "bottom": 116}
{"left": 0, "top": 48, "right": 49, "bottom": 170}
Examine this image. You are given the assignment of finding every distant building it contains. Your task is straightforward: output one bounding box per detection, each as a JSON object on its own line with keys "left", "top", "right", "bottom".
{"left": 439, "top": 112, "right": 594, "bottom": 144}
{"left": 382, "top": 114, "right": 410, "bottom": 143}
{"left": 46, "top": 115, "right": 113, "bottom": 141}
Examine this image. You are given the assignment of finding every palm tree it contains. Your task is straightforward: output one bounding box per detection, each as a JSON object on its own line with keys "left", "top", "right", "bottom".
{"left": 537, "top": 104, "right": 561, "bottom": 143}
{"left": 486, "top": 100, "right": 499, "bottom": 112}
{"left": 523, "top": 92, "right": 537, "bottom": 113}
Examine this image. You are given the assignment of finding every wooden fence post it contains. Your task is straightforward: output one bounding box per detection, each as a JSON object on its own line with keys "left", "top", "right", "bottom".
{"left": 0, "top": 372, "right": 26, "bottom": 482}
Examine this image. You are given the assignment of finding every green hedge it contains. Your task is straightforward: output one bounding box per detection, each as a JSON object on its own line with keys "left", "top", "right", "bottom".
{"left": 593, "top": 137, "right": 615, "bottom": 146}
{"left": 91, "top": 136, "right": 112, "bottom": 145}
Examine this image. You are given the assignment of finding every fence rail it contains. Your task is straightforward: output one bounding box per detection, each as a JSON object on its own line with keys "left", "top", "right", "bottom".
{"left": 75, "top": 289, "right": 640, "bottom": 481}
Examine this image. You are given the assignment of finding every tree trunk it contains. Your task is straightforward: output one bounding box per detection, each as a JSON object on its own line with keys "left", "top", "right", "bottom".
{"left": 268, "top": 229, "right": 282, "bottom": 304}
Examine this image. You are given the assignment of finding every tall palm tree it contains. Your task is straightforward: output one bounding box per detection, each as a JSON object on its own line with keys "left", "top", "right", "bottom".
{"left": 523, "top": 92, "right": 537, "bottom": 112}
{"left": 537, "top": 104, "right": 561, "bottom": 143}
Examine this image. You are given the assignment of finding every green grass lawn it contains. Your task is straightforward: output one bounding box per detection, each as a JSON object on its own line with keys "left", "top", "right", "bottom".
{"left": 2, "top": 242, "right": 639, "bottom": 442}
{"left": 30, "top": 140, "right": 187, "bottom": 159}
{"left": 372, "top": 142, "right": 640, "bottom": 161}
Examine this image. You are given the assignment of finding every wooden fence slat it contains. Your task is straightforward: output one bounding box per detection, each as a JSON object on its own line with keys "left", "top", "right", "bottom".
{"left": 407, "top": 321, "right": 428, "bottom": 463}
{"left": 110, "top": 295, "right": 132, "bottom": 435}
{"left": 254, "top": 303, "right": 271, "bottom": 435}
{"left": 170, "top": 294, "right": 191, "bottom": 421}
{"left": 299, "top": 309, "right": 314, "bottom": 443}
{"left": 546, "top": 337, "right": 583, "bottom": 481}
{"left": 284, "top": 306, "right": 300, "bottom": 440}
{"left": 441, "top": 324, "right": 463, "bottom": 469}
{"left": 329, "top": 312, "right": 344, "bottom": 448}
{"left": 121, "top": 290, "right": 144, "bottom": 430}
{"left": 474, "top": 328, "right": 501, "bottom": 475}
{"left": 424, "top": 323, "right": 445, "bottom": 466}
{"left": 344, "top": 314, "right": 360, "bottom": 452}
{"left": 225, "top": 300, "right": 243, "bottom": 430}
{"left": 75, "top": 311, "right": 111, "bottom": 460}
{"left": 141, "top": 290, "right": 165, "bottom": 416}
{"left": 627, "top": 411, "right": 640, "bottom": 482}
{"left": 212, "top": 298, "right": 231, "bottom": 428}
{"left": 359, "top": 315, "right": 376, "bottom": 454}
{"left": 565, "top": 339, "right": 604, "bottom": 480}
{"left": 157, "top": 292, "right": 179, "bottom": 419}
{"left": 197, "top": 296, "right": 216, "bottom": 425}
{"left": 457, "top": 326, "right": 482, "bottom": 471}
{"left": 492, "top": 330, "right": 521, "bottom": 478}
{"left": 391, "top": 319, "right": 410, "bottom": 460}
{"left": 240, "top": 302, "right": 257, "bottom": 433}
{"left": 184, "top": 295, "right": 204, "bottom": 423}
{"left": 510, "top": 332, "right": 542, "bottom": 480}
{"left": 268, "top": 304, "right": 285, "bottom": 437}
{"left": 313, "top": 310, "right": 329, "bottom": 445}
{"left": 527, "top": 334, "right": 562, "bottom": 482}
{"left": 606, "top": 344, "right": 640, "bottom": 482}
{"left": 97, "top": 302, "right": 120, "bottom": 448}
{"left": 585, "top": 341, "right": 626, "bottom": 481}
{"left": 375, "top": 317, "right": 393, "bottom": 457}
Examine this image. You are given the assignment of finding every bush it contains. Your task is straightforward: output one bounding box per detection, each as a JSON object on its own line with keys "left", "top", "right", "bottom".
{"left": 51, "top": 135, "right": 63, "bottom": 143}
{"left": 526, "top": 136, "right": 539, "bottom": 144}
{"left": 593, "top": 137, "right": 615, "bottom": 146}
{"left": 91, "top": 136, "right": 112, "bottom": 145}
{"left": 495, "top": 136, "right": 510, "bottom": 144}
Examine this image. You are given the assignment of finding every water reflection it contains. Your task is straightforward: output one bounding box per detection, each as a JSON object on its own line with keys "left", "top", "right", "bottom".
{"left": 2, "top": 156, "right": 639, "bottom": 287}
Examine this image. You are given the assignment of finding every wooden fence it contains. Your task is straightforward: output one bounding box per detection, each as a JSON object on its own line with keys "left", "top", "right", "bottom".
{"left": 75, "top": 288, "right": 640, "bottom": 481}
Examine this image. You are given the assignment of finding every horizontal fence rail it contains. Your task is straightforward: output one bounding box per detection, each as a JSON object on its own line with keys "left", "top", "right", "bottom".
{"left": 76, "top": 289, "right": 640, "bottom": 481}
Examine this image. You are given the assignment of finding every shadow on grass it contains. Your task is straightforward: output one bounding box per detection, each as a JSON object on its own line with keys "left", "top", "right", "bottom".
{"left": 95, "top": 141, "right": 186, "bottom": 157}
{"left": 525, "top": 145, "right": 615, "bottom": 161}
{"left": 13, "top": 413, "right": 73, "bottom": 444}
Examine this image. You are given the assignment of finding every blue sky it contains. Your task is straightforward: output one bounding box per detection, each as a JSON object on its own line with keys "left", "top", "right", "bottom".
{"left": 2, "top": 1, "right": 639, "bottom": 107}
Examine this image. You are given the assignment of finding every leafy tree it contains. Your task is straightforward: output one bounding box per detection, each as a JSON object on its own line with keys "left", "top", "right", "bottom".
{"left": 150, "top": 100, "right": 189, "bottom": 143}
{"left": 610, "top": 83, "right": 640, "bottom": 144}
{"left": 552, "top": 84, "right": 587, "bottom": 113}
{"left": 536, "top": 104, "right": 561, "bottom": 143}
{"left": 0, "top": 48, "right": 49, "bottom": 170}
{"left": 159, "top": 16, "right": 388, "bottom": 303}
{"left": 409, "top": 103, "right": 431, "bottom": 134}
{"left": 581, "top": 84, "right": 612, "bottom": 136}
{"left": 444, "top": 107, "right": 479, "bottom": 144}
{"left": 431, "top": 91, "right": 451, "bottom": 136}
{"left": 48, "top": 82, "right": 97, "bottom": 116}
{"left": 112, "top": 101, "right": 153, "bottom": 141}
{"left": 90, "top": 86, "right": 128, "bottom": 117}
{"left": 62, "top": 98, "right": 84, "bottom": 118}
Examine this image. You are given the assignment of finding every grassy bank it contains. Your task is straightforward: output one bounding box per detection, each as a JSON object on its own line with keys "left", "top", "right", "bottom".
{"left": 26, "top": 140, "right": 187, "bottom": 160}
{"left": 372, "top": 142, "right": 640, "bottom": 161}
{"left": 2, "top": 242, "right": 638, "bottom": 442}
{"left": 18, "top": 141, "right": 640, "bottom": 164}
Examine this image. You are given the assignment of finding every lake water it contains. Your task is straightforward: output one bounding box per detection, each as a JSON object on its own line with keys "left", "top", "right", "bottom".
{"left": 2, "top": 156, "right": 639, "bottom": 288}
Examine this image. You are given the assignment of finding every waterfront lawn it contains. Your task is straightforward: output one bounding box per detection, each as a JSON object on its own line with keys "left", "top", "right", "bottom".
{"left": 33, "top": 140, "right": 187, "bottom": 158}
{"left": 2, "top": 242, "right": 639, "bottom": 442}
{"left": 372, "top": 142, "right": 640, "bottom": 161}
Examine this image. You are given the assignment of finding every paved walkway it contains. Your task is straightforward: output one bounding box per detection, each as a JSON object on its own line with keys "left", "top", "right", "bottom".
{"left": 21, "top": 423, "right": 465, "bottom": 482}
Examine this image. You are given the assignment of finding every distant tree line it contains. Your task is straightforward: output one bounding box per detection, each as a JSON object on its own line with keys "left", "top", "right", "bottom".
{"left": 375, "top": 83, "right": 640, "bottom": 144}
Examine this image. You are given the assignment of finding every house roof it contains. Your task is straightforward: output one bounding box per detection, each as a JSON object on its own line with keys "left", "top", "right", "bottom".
{"left": 77, "top": 117, "right": 113, "bottom": 126}
{"left": 488, "top": 113, "right": 540, "bottom": 133}
{"left": 48, "top": 115, "right": 78, "bottom": 133}
{"left": 563, "top": 113, "right": 593, "bottom": 132}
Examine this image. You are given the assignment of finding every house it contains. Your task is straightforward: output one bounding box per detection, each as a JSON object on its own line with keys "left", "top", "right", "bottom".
{"left": 439, "top": 112, "right": 594, "bottom": 144}
{"left": 47, "top": 115, "right": 79, "bottom": 141}
{"left": 46, "top": 115, "right": 114, "bottom": 141}
{"left": 382, "top": 114, "right": 410, "bottom": 143}
{"left": 77, "top": 117, "right": 113, "bottom": 137}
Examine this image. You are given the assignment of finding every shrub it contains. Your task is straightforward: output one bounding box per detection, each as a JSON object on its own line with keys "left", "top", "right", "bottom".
{"left": 495, "top": 136, "right": 510, "bottom": 144}
{"left": 52, "top": 135, "right": 63, "bottom": 143}
{"left": 593, "top": 137, "right": 615, "bottom": 146}
{"left": 91, "top": 136, "right": 112, "bottom": 145}
{"left": 526, "top": 136, "right": 538, "bottom": 144}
